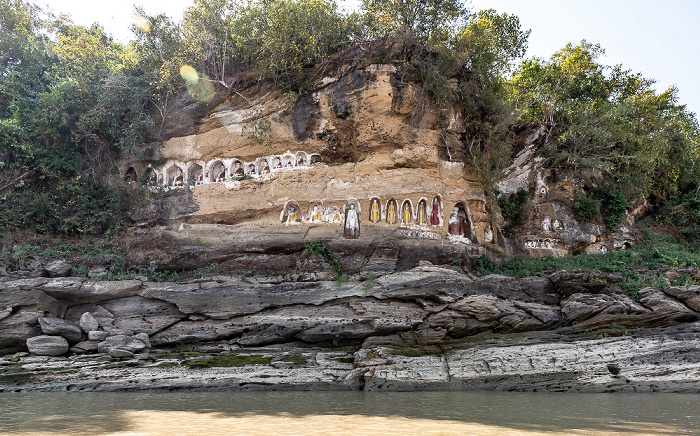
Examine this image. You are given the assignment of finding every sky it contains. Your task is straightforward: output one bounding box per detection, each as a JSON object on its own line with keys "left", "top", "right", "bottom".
{"left": 42, "top": 0, "right": 700, "bottom": 115}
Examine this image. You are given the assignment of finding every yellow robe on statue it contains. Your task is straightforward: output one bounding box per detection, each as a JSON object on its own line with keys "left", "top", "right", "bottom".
{"left": 403, "top": 204, "right": 411, "bottom": 224}
{"left": 387, "top": 204, "right": 396, "bottom": 224}
{"left": 370, "top": 202, "right": 380, "bottom": 222}
{"left": 288, "top": 212, "right": 297, "bottom": 223}
{"left": 313, "top": 211, "right": 321, "bottom": 222}
{"left": 417, "top": 203, "right": 425, "bottom": 225}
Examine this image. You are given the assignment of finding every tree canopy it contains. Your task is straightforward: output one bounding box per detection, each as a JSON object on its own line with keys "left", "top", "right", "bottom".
{"left": 0, "top": 0, "right": 698, "bottom": 240}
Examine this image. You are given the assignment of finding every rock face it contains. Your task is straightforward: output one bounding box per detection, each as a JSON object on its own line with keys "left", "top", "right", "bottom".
{"left": 3, "top": 268, "right": 700, "bottom": 353}
{"left": 26, "top": 335, "right": 69, "bottom": 356}
{"left": 3, "top": 268, "right": 700, "bottom": 392}
{"left": 121, "top": 53, "right": 504, "bottom": 270}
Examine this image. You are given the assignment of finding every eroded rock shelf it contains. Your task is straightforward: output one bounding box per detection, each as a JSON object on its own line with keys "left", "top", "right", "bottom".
{"left": 2, "top": 265, "right": 700, "bottom": 392}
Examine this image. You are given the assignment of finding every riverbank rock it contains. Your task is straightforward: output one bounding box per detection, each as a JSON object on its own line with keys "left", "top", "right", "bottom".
{"left": 44, "top": 261, "right": 73, "bottom": 278}
{"left": 79, "top": 312, "right": 100, "bottom": 333}
{"left": 26, "top": 335, "right": 69, "bottom": 356}
{"left": 37, "top": 317, "right": 82, "bottom": 343}
{"left": 97, "top": 334, "right": 149, "bottom": 358}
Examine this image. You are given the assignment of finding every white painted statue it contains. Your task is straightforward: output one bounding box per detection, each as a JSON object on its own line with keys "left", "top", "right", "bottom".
{"left": 542, "top": 217, "right": 551, "bottom": 232}
{"left": 344, "top": 204, "right": 360, "bottom": 239}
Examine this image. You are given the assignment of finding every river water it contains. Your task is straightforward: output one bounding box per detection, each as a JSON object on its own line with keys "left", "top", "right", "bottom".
{"left": 0, "top": 391, "right": 697, "bottom": 435}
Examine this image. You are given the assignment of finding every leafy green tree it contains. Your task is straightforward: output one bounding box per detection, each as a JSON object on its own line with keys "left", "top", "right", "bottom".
{"left": 361, "top": 0, "right": 468, "bottom": 45}
{"left": 508, "top": 41, "right": 700, "bottom": 199}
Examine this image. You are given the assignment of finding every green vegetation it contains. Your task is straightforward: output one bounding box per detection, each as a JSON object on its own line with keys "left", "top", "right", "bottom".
{"left": 573, "top": 192, "right": 601, "bottom": 223}
{"left": 498, "top": 189, "right": 528, "bottom": 227}
{"left": 280, "top": 355, "right": 308, "bottom": 364}
{"left": 306, "top": 241, "right": 343, "bottom": 276}
{"left": 475, "top": 220, "right": 700, "bottom": 291}
{"left": 180, "top": 354, "right": 273, "bottom": 368}
{"left": 1, "top": 0, "right": 698, "bottom": 262}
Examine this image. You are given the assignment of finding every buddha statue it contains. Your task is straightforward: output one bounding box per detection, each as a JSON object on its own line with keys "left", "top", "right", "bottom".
{"left": 386, "top": 200, "right": 397, "bottom": 224}
{"left": 430, "top": 197, "right": 441, "bottom": 226}
{"left": 344, "top": 204, "right": 360, "bottom": 239}
{"left": 402, "top": 202, "right": 411, "bottom": 224}
{"left": 370, "top": 199, "right": 380, "bottom": 223}
{"left": 416, "top": 200, "right": 426, "bottom": 225}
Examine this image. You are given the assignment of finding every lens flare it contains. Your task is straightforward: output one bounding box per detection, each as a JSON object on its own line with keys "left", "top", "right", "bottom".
{"left": 180, "top": 66, "right": 215, "bottom": 102}
{"left": 179, "top": 65, "right": 199, "bottom": 84}
{"left": 133, "top": 13, "right": 152, "bottom": 33}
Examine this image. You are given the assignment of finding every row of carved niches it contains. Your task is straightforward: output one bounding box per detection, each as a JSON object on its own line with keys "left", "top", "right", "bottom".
{"left": 123, "top": 151, "right": 322, "bottom": 187}
{"left": 281, "top": 198, "right": 492, "bottom": 243}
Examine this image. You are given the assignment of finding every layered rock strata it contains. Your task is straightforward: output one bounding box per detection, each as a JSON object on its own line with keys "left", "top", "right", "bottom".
{"left": 2, "top": 266, "right": 700, "bottom": 392}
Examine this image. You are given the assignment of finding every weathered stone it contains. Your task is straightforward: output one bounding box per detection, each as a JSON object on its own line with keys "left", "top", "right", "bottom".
{"left": 423, "top": 310, "right": 491, "bottom": 338}
{"left": 100, "top": 296, "right": 184, "bottom": 335}
{"left": 79, "top": 312, "right": 100, "bottom": 333}
{"left": 108, "top": 348, "right": 134, "bottom": 358}
{"left": 70, "top": 340, "right": 99, "bottom": 354}
{"left": 97, "top": 335, "right": 147, "bottom": 355}
{"left": 44, "top": 260, "right": 73, "bottom": 278}
{"left": 142, "top": 281, "right": 364, "bottom": 319}
{"left": 638, "top": 287, "right": 698, "bottom": 321}
{"left": 87, "top": 266, "right": 108, "bottom": 278}
{"left": 0, "top": 320, "right": 40, "bottom": 347}
{"left": 360, "top": 245, "right": 399, "bottom": 278}
{"left": 41, "top": 279, "right": 141, "bottom": 304}
{"left": 662, "top": 286, "right": 700, "bottom": 312}
{"left": 561, "top": 293, "right": 647, "bottom": 323}
{"left": 133, "top": 333, "right": 151, "bottom": 349}
{"left": 26, "top": 335, "right": 69, "bottom": 356}
{"left": 37, "top": 317, "right": 82, "bottom": 343}
{"left": 0, "top": 306, "right": 11, "bottom": 322}
{"left": 512, "top": 301, "right": 562, "bottom": 326}
{"left": 449, "top": 294, "right": 544, "bottom": 331}
{"left": 64, "top": 304, "right": 114, "bottom": 329}
{"left": 549, "top": 270, "right": 624, "bottom": 296}
{"left": 0, "top": 288, "right": 65, "bottom": 317}
{"left": 88, "top": 331, "right": 109, "bottom": 341}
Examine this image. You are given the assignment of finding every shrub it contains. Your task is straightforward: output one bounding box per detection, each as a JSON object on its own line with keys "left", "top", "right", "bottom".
{"left": 498, "top": 189, "right": 528, "bottom": 226}
{"left": 573, "top": 192, "right": 601, "bottom": 223}
{"left": 593, "top": 189, "right": 628, "bottom": 231}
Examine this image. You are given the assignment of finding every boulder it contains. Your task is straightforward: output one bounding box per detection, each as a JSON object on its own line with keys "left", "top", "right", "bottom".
{"left": 0, "top": 321, "right": 40, "bottom": 347}
{"left": 561, "top": 293, "right": 646, "bottom": 323}
{"left": 97, "top": 335, "right": 147, "bottom": 355}
{"left": 87, "top": 266, "right": 108, "bottom": 278}
{"left": 44, "top": 260, "right": 73, "bottom": 278}
{"left": 40, "top": 279, "right": 141, "bottom": 304}
{"left": 88, "top": 331, "right": 109, "bottom": 341}
{"left": 133, "top": 333, "right": 151, "bottom": 349}
{"left": 662, "top": 286, "right": 700, "bottom": 312}
{"left": 0, "top": 288, "right": 66, "bottom": 317}
{"left": 79, "top": 312, "right": 100, "bottom": 333}
{"left": 37, "top": 317, "right": 83, "bottom": 343}
{"left": 70, "top": 340, "right": 99, "bottom": 354}
{"left": 108, "top": 348, "right": 134, "bottom": 358}
{"left": 100, "top": 296, "right": 184, "bottom": 334}
{"left": 64, "top": 304, "right": 114, "bottom": 329}
{"left": 26, "top": 335, "right": 69, "bottom": 356}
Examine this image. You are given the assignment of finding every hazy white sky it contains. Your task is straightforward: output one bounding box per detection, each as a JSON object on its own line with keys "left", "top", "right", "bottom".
{"left": 43, "top": 0, "right": 700, "bottom": 115}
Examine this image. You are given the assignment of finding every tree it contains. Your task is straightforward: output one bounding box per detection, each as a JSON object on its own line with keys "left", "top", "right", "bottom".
{"left": 360, "top": 0, "right": 468, "bottom": 45}
{"left": 508, "top": 41, "right": 700, "bottom": 198}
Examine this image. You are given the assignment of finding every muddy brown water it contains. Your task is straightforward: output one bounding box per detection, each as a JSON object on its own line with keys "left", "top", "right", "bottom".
{"left": 0, "top": 391, "right": 697, "bottom": 435}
